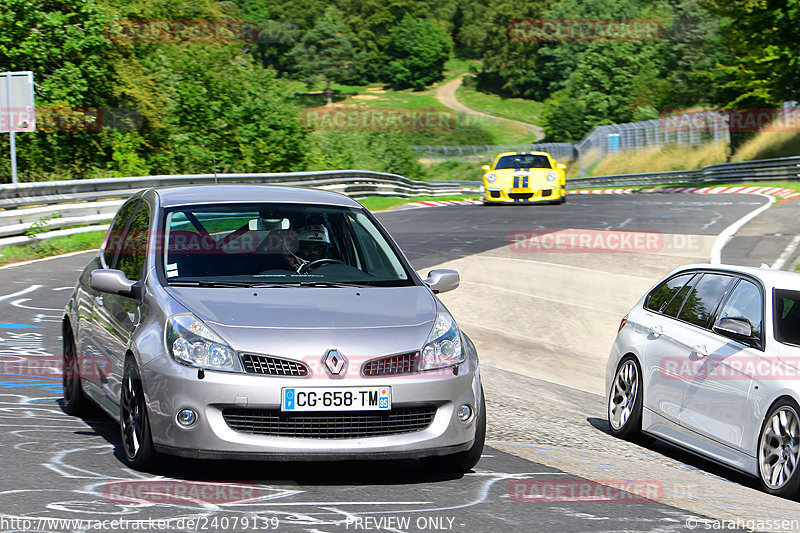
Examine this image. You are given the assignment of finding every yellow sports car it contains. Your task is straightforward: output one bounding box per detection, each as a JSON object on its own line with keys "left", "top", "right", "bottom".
{"left": 482, "top": 151, "right": 567, "bottom": 204}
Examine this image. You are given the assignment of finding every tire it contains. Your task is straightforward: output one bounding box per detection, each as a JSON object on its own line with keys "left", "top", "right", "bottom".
{"left": 608, "top": 356, "right": 643, "bottom": 440}
{"left": 62, "top": 325, "right": 87, "bottom": 416}
{"left": 422, "top": 387, "right": 486, "bottom": 472}
{"left": 757, "top": 398, "right": 800, "bottom": 497}
{"left": 120, "top": 358, "right": 157, "bottom": 471}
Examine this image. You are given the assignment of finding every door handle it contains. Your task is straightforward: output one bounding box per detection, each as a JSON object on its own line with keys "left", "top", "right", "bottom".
{"left": 692, "top": 345, "right": 709, "bottom": 357}
{"left": 648, "top": 325, "right": 663, "bottom": 337}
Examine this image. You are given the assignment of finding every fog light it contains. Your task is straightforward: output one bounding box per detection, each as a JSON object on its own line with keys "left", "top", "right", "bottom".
{"left": 458, "top": 404, "right": 473, "bottom": 423}
{"left": 176, "top": 409, "right": 197, "bottom": 427}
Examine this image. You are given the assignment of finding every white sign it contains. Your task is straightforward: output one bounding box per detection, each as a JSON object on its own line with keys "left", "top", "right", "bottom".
{"left": 0, "top": 71, "right": 36, "bottom": 133}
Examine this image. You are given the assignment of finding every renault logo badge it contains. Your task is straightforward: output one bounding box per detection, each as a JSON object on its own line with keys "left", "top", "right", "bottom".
{"left": 323, "top": 349, "right": 347, "bottom": 377}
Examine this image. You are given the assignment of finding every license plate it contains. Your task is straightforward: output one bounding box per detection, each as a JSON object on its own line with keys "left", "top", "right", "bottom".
{"left": 510, "top": 188, "right": 533, "bottom": 194}
{"left": 281, "top": 386, "right": 391, "bottom": 412}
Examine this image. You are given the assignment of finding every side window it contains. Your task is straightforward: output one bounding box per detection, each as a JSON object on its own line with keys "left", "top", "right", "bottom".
{"left": 717, "top": 279, "right": 763, "bottom": 342}
{"left": 677, "top": 274, "right": 733, "bottom": 328}
{"left": 103, "top": 200, "right": 139, "bottom": 266}
{"left": 646, "top": 273, "right": 694, "bottom": 313}
{"left": 663, "top": 274, "right": 698, "bottom": 317}
{"left": 115, "top": 202, "right": 150, "bottom": 281}
{"left": 775, "top": 289, "right": 800, "bottom": 346}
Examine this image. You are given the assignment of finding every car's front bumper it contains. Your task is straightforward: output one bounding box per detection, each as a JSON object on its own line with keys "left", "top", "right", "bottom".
{"left": 141, "top": 355, "right": 482, "bottom": 460}
{"left": 484, "top": 185, "right": 565, "bottom": 203}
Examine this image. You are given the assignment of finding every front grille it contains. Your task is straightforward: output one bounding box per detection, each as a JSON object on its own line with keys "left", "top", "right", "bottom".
{"left": 362, "top": 352, "right": 418, "bottom": 376}
{"left": 489, "top": 190, "right": 501, "bottom": 198}
{"left": 541, "top": 189, "right": 552, "bottom": 197}
{"left": 509, "top": 192, "right": 533, "bottom": 200}
{"left": 241, "top": 354, "right": 309, "bottom": 377}
{"left": 222, "top": 406, "right": 437, "bottom": 439}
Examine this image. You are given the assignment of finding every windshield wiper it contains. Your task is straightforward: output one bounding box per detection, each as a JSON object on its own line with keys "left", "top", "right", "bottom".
{"left": 296, "top": 281, "right": 366, "bottom": 288}
{"left": 169, "top": 280, "right": 261, "bottom": 288}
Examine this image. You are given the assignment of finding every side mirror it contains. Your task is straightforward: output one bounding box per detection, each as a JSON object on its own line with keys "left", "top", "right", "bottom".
{"left": 90, "top": 269, "right": 140, "bottom": 299}
{"left": 481, "top": 165, "right": 491, "bottom": 172}
{"left": 557, "top": 163, "right": 566, "bottom": 170}
{"left": 713, "top": 317, "right": 755, "bottom": 345}
{"left": 424, "top": 269, "right": 460, "bottom": 294}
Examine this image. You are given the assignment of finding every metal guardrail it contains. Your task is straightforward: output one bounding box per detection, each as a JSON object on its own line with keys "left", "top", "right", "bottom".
{"left": 568, "top": 156, "right": 800, "bottom": 189}
{"left": 0, "top": 170, "right": 461, "bottom": 209}
{"left": 0, "top": 170, "right": 466, "bottom": 243}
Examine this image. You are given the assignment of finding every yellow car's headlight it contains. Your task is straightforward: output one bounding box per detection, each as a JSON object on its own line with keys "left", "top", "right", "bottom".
{"left": 546, "top": 171, "right": 558, "bottom": 182}
{"left": 485, "top": 173, "right": 497, "bottom": 184}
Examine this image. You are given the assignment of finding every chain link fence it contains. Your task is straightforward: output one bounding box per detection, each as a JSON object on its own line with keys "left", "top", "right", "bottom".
{"left": 412, "top": 110, "right": 735, "bottom": 175}
{"left": 575, "top": 112, "right": 730, "bottom": 175}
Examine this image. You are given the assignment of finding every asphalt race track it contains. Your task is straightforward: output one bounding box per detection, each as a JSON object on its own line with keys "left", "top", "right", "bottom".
{"left": 0, "top": 194, "right": 774, "bottom": 532}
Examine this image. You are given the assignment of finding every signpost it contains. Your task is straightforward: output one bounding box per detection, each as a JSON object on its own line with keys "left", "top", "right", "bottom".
{"left": 0, "top": 71, "right": 36, "bottom": 184}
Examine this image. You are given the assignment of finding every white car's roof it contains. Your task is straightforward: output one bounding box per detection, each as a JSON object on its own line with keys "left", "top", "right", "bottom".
{"left": 668, "top": 263, "right": 800, "bottom": 291}
{"left": 152, "top": 185, "right": 363, "bottom": 209}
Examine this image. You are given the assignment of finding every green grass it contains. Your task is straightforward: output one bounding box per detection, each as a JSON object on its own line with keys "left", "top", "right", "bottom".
{"left": 289, "top": 68, "right": 536, "bottom": 145}
{"left": 455, "top": 81, "right": 545, "bottom": 126}
{"left": 358, "top": 194, "right": 478, "bottom": 211}
{"left": 0, "top": 231, "right": 105, "bottom": 266}
{"left": 419, "top": 160, "right": 484, "bottom": 181}
{"left": 442, "top": 57, "right": 478, "bottom": 81}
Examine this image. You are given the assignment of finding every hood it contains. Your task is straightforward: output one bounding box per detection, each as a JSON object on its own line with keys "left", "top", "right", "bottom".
{"left": 164, "top": 285, "right": 438, "bottom": 358}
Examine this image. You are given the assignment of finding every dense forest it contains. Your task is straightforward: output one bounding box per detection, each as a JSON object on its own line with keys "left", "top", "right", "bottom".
{"left": 0, "top": 0, "right": 797, "bottom": 181}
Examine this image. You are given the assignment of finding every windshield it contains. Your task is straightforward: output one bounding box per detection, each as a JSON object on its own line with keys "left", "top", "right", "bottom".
{"left": 495, "top": 154, "right": 552, "bottom": 170}
{"left": 160, "top": 203, "right": 412, "bottom": 286}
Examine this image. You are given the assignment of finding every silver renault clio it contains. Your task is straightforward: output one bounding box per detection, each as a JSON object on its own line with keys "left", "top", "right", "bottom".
{"left": 62, "top": 186, "right": 485, "bottom": 472}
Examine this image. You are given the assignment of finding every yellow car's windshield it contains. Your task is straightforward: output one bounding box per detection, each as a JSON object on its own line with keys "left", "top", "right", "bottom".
{"left": 495, "top": 155, "right": 551, "bottom": 170}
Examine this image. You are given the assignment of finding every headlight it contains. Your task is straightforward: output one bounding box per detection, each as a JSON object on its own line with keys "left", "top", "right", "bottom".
{"left": 420, "top": 312, "right": 465, "bottom": 371}
{"left": 165, "top": 314, "right": 243, "bottom": 372}
{"left": 546, "top": 171, "right": 558, "bottom": 182}
{"left": 485, "top": 173, "right": 497, "bottom": 184}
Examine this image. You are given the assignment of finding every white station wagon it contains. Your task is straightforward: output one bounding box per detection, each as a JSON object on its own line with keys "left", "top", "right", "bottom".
{"left": 607, "top": 264, "right": 800, "bottom": 497}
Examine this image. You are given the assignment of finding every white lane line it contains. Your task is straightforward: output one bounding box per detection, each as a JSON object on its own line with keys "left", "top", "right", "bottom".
{"left": 52, "top": 287, "right": 74, "bottom": 291}
{"left": 0, "top": 285, "right": 42, "bottom": 303}
{"left": 460, "top": 281, "right": 625, "bottom": 316}
{"left": 772, "top": 235, "right": 800, "bottom": 270}
{"left": 10, "top": 298, "right": 61, "bottom": 312}
{"left": 710, "top": 194, "right": 775, "bottom": 264}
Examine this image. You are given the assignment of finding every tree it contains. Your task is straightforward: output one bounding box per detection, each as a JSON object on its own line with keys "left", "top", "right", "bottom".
{"left": 384, "top": 14, "right": 452, "bottom": 90}
{"left": 705, "top": 0, "right": 800, "bottom": 108}
{"left": 288, "top": 6, "right": 363, "bottom": 105}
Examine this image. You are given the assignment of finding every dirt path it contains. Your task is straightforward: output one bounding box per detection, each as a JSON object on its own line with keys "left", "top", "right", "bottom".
{"left": 436, "top": 75, "right": 545, "bottom": 141}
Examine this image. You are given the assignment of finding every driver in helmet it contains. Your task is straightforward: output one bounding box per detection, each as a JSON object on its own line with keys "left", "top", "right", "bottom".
{"left": 284, "top": 224, "right": 330, "bottom": 272}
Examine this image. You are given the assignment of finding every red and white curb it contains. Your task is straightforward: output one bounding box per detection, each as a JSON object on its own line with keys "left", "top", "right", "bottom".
{"left": 570, "top": 185, "right": 799, "bottom": 199}
{"left": 648, "top": 185, "right": 799, "bottom": 198}
{"left": 570, "top": 189, "right": 635, "bottom": 195}
{"left": 404, "top": 199, "right": 482, "bottom": 208}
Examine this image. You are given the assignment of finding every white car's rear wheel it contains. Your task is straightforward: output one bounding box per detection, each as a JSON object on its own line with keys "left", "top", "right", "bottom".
{"left": 758, "top": 399, "right": 800, "bottom": 497}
